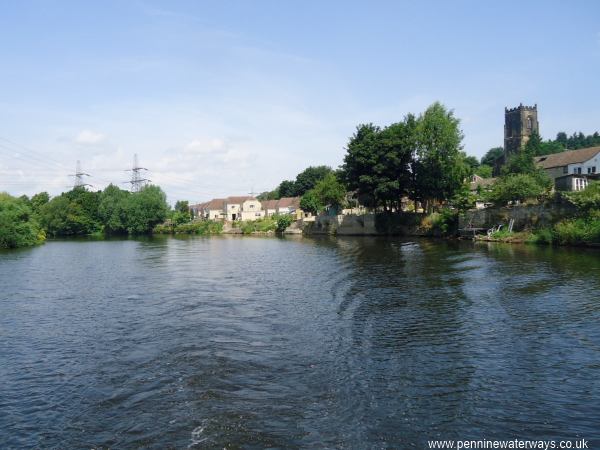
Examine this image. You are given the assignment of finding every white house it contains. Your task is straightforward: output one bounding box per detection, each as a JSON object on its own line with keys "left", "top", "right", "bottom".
{"left": 535, "top": 146, "right": 600, "bottom": 191}
{"left": 239, "top": 198, "right": 265, "bottom": 221}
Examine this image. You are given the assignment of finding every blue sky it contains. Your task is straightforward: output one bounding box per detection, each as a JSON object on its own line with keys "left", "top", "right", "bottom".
{"left": 1, "top": 0, "right": 599, "bottom": 202}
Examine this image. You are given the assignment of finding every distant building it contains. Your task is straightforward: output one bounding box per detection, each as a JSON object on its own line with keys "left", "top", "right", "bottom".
{"left": 190, "top": 198, "right": 225, "bottom": 220}
{"left": 504, "top": 103, "right": 539, "bottom": 158}
{"left": 535, "top": 146, "right": 600, "bottom": 191}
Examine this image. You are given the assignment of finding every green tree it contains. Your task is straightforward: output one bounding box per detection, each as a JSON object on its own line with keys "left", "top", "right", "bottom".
{"left": 313, "top": 172, "right": 346, "bottom": 210}
{"left": 480, "top": 147, "right": 504, "bottom": 166}
{"left": 474, "top": 164, "right": 493, "bottom": 178}
{"left": 98, "top": 184, "right": 130, "bottom": 234}
{"left": 39, "top": 194, "right": 99, "bottom": 236}
{"left": 0, "top": 193, "right": 45, "bottom": 248}
{"left": 343, "top": 116, "right": 417, "bottom": 210}
{"left": 276, "top": 214, "right": 293, "bottom": 232}
{"left": 293, "top": 166, "right": 333, "bottom": 196}
{"left": 487, "top": 173, "right": 550, "bottom": 205}
{"left": 30, "top": 192, "right": 50, "bottom": 213}
{"left": 125, "top": 185, "right": 169, "bottom": 234}
{"left": 414, "top": 102, "right": 467, "bottom": 211}
{"left": 173, "top": 200, "right": 191, "bottom": 223}
{"left": 277, "top": 180, "right": 297, "bottom": 198}
{"left": 342, "top": 123, "right": 381, "bottom": 208}
{"left": 299, "top": 190, "right": 322, "bottom": 215}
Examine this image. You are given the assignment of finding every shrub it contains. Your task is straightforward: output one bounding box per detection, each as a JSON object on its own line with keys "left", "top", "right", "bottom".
{"left": 553, "top": 218, "right": 600, "bottom": 245}
{"left": 527, "top": 228, "right": 553, "bottom": 245}
{"left": 276, "top": 214, "right": 293, "bottom": 232}
{"left": 487, "top": 173, "right": 551, "bottom": 205}
{"left": 0, "top": 193, "right": 45, "bottom": 248}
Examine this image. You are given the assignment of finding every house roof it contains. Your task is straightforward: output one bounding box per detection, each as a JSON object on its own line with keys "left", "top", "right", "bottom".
{"left": 277, "top": 197, "right": 300, "bottom": 209}
{"left": 204, "top": 198, "right": 225, "bottom": 210}
{"left": 225, "top": 196, "right": 254, "bottom": 204}
{"left": 261, "top": 200, "right": 278, "bottom": 209}
{"left": 535, "top": 146, "right": 600, "bottom": 169}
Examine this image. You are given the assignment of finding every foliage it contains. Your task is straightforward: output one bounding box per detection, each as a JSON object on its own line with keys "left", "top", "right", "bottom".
{"left": 124, "top": 185, "right": 169, "bottom": 234}
{"left": 486, "top": 173, "right": 551, "bottom": 205}
{"left": 343, "top": 114, "right": 417, "bottom": 210}
{"left": 562, "top": 181, "right": 600, "bottom": 212}
{"left": 98, "top": 184, "right": 130, "bottom": 234}
{"left": 30, "top": 191, "right": 50, "bottom": 212}
{"left": 480, "top": 147, "right": 504, "bottom": 167}
{"left": 489, "top": 229, "right": 515, "bottom": 240}
{"left": 501, "top": 148, "right": 537, "bottom": 176}
{"left": 173, "top": 200, "right": 192, "bottom": 223}
{"left": 257, "top": 189, "right": 279, "bottom": 201}
{"left": 0, "top": 193, "right": 45, "bottom": 248}
{"left": 474, "top": 164, "right": 493, "bottom": 178}
{"left": 155, "top": 220, "right": 223, "bottom": 235}
{"left": 312, "top": 172, "right": 346, "bottom": 210}
{"left": 40, "top": 192, "right": 101, "bottom": 237}
{"left": 419, "top": 208, "right": 457, "bottom": 236}
{"left": 449, "top": 183, "right": 476, "bottom": 211}
{"left": 414, "top": 103, "right": 467, "bottom": 210}
{"left": 527, "top": 228, "right": 553, "bottom": 245}
{"left": 293, "top": 166, "right": 333, "bottom": 196}
{"left": 40, "top": 184, "right": 168, "bottom": 237}
{"left": 276, "top": 214, "right": 293, "bottom": 232}
{"left": 553, "top": 218, "right": 600, "bottom": 245}
{"left": 277, "top": 180, "right": 297, "bottom": 198}
{"left": 240, "top": 217, "right": 278, "bottom": 234}
{"left": 300, "top": 190, "right": 322, "bottom": 215}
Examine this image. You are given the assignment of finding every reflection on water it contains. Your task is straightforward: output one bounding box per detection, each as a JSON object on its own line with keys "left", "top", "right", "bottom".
{"left": 1, "top": 236, "right": 600, "bottom": 448}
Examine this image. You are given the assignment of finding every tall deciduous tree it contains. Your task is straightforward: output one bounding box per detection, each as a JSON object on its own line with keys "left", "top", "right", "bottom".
{"left": 414, "top": 102, "right": 466, "bottom": 211}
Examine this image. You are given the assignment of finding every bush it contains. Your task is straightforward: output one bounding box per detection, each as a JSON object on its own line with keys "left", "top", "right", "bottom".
{"left": 563, "top": 181, "right": 600, "bottom": 212}
{"left": 276, "top": 214, "right": 293, "bottom": 232}
{"left": 553, "top": 218, "right": 600, "bottom": 245}
{"left": 0, "top": 193, "right": 45, "bottom": 248}
{"left": 527, "top": 228, "right": 553, "bottom": 245}
{"left": 487, "top": 172, "right": 551, "bottom": 205}
{"left": 420, "top": 208, "right": 457, "bottom": 236}
{"left": 154, "top": 220, "right": 223, "bottom": 235}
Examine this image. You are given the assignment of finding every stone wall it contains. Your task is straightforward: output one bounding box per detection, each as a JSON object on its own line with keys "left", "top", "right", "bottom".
{"left": 460, "top": 201, "right": 578, "bottom": 232}
{"left": 303, "top": 213, "right": 428, "bottom": 236}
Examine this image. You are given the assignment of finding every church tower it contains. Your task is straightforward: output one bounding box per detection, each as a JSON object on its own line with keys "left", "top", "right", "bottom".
{"left": 504, "top": 103, "right": 539, "bottom": 158}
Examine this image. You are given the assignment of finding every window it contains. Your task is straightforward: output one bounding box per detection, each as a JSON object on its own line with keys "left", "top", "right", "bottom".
{"left": 563, "top": 166, "right": 568, "bottom": 174}
{"left": 574, "top": 167, "right": 582, "bottom": 175}
{"left": 527, "top": 116, "right": 532, "bottom": 130}
{"left": 593, "top": 166, "right": 597, "bottom": 174}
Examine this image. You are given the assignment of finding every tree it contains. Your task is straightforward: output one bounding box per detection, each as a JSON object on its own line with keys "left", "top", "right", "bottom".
{"left": 313, "top": 172, "right": 346, "bottom": 210}
{"left": 299, "top": 190, "right": 322, "bottom": 215}
{"left": 0, "top": 193, "right": 45, "bottom": 248}
{"left": 277, "top": 180, "right": 297, "bottom": 198}
{"left": 342, "top": 116, "right": 417, "bottom": 211}
{"left": 293, "top": 166, "right": 333, "bottom": 196}
{"left": 474, "top": 164, "right": 493, "bottom": 178}
{"left": 173, "top": 200, "right": 191, "bottom": 223}
{"left": 125, "top": 185, "right": 169, "bottom": 234}
{"left": 487, "top": 173, "right": 550, "bottom": 205}
{"left": 414, "top": 102, "right": 467, "bottom": 211}
{"left": 98, "top": 184, "right": 130, "bottom": 234}
{"left": 39, "top": 194, "right": 99, "bottom": 236}
{"left": 480, "top": 147, "right": 504, "bottom": 167}
{"left": 464, "top": 155, "right": 480, "bottom": 171}
{"left": 30, "top": 192, "right": 50, "bottom": 213}
{"left": 342, "top": 123, "right": 381, "bottom": 208}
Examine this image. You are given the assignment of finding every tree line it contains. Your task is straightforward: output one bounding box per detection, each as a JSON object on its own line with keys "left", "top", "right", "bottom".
{"left": 1, "top": 184, "right": 170, "bottom": 248}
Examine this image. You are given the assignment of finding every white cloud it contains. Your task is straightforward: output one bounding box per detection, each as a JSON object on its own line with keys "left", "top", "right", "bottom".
{"left": 75, "top": 129, "right": 106, "bottom": 145}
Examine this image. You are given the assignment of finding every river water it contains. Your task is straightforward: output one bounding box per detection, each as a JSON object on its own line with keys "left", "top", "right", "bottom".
{"left": 1, "top": 236, "right": 600, "bottom": 449}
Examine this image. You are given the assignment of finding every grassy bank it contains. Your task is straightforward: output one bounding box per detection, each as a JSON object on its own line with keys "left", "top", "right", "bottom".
{"left": 475, "top": 215, "right": 600, "bottom": 247}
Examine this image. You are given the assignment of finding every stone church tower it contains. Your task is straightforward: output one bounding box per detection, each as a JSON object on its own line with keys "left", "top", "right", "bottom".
{"left": 504, "top": 103, "right": 539, "bottom": 158}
